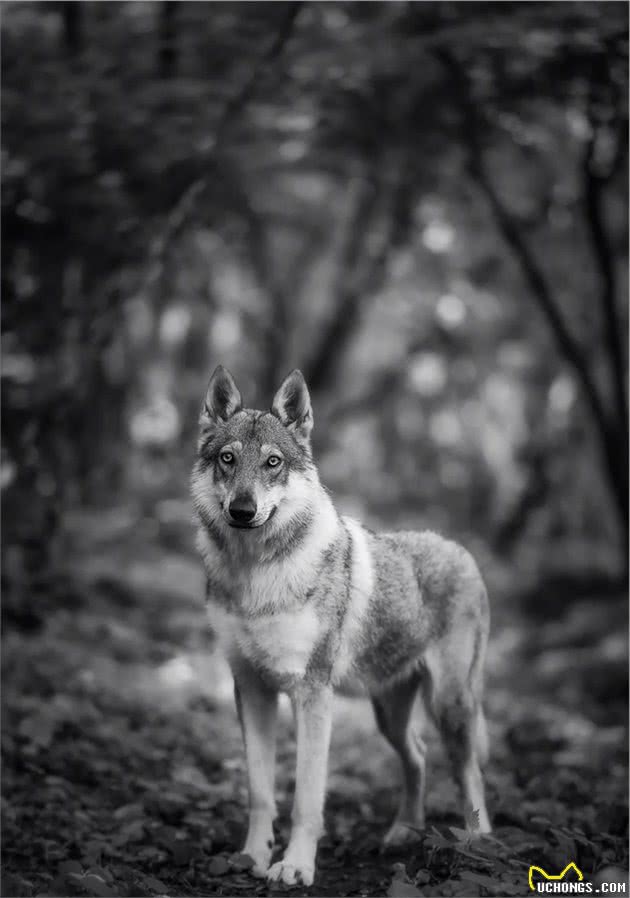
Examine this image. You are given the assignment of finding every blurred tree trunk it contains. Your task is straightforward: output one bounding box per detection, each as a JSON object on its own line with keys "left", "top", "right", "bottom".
{"left": 138, "top": 2, "right": 301, "bottom": 407}
{"left": 305, "top": 155, "right": 415, "bottom": 395}
{"left": 61, "top": 1, "right": 82, "bottom": 57}
{"left": 582, "top": 99, "right": 628, "bottom": 453}
{"left": 494, "top": 444, "right": 550, "bottom": 554}
{"left": 438, "top": 48, "right": 629, "bottom": 558}
{"left": 142, "top": 2, "right": 301, "bottom": 301}
{"left": 158, "top": 2, "right": 178, "bottom": 79}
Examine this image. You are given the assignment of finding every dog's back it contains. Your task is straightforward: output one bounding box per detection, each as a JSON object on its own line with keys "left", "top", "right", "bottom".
{"left": 345, "top": 526, "right": 489, "bottom": 694}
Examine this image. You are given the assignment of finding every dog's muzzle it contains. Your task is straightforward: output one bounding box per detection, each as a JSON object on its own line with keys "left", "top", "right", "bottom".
{"left": 228, "top": 493, "right": 257, "bottom": 526}
{"left": 225, "top": 500, "right": 277, "bottom": 529}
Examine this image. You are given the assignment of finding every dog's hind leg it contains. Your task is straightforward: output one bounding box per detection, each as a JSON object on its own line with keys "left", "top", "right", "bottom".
{"left": 423, "top": 635, "right": 491, "bottom": 834}
{"left": 372, "top": 672, "right": 427, "bottom": 847}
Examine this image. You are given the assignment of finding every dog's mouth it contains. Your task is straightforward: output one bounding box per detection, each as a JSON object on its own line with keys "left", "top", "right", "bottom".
{"left": 225, "top": 506, "right": 277, "bottom": 530}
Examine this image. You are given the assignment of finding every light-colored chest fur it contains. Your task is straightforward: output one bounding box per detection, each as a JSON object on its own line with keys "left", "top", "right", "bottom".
{"left": 201, "top": 501, "right": 338, "bottom": 680}
{"left": 200, "top": 510, "right": 375, "bottom": 685}
{"left": 205, "top": 545, "right": 324, "bottom": 681}
{"left": 206, "top": 600, "right": 321, "bottom": 681}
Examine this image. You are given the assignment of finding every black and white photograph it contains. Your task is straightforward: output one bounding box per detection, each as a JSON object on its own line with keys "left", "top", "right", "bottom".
{"left": 2, "top": 3, "right": 628, "bottom": 897}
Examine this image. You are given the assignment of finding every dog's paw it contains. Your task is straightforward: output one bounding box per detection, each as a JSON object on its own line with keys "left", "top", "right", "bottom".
{"left": 382, "top": 820, "right": 423, "bottom": 849}
{"left": 267, "top": 859, "right": 314, "bottom": 887}
{"left": 248, "top": 856, "right": 271, "bottom": 878}
{"left": 242, "top": 844, "right": 273, "bottom": 878}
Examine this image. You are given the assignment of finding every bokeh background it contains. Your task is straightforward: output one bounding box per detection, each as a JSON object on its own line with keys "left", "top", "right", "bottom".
{"left": 2, "top": 4, "right": 628, "bottom": 898}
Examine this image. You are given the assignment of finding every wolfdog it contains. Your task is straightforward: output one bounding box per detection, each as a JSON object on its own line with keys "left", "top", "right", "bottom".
{"left": 191, "top": 366, "right": 491, "bottom": 886}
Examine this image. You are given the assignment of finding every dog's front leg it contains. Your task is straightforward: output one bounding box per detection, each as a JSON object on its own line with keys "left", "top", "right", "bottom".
{"left": 232, "top": 663, "right": 278, "bottom": 877}
{"left": 267, "top": 683, "right": 333, "bottom": 887}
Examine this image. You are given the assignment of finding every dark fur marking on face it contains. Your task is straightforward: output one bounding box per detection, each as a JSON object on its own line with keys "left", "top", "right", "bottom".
{"left": 196, "top": 454, "right": 214, "bottom": 475}
{"left": 249, "top": 413, "right": 260, "bottom": 439}
{"left": 198, "top": 410, "right": 311, "bottom": 473}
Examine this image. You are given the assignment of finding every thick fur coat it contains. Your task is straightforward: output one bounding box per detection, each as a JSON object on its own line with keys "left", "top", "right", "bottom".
{"left": 191, "top": 366, "right": 491, "bottom": 886}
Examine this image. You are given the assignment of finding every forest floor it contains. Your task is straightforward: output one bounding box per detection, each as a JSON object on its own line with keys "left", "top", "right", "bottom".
{"left": 2, "top": 502, "right": 628, "bottom": 898}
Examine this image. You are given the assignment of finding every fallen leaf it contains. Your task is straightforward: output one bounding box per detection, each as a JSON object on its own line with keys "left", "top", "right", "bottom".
{"left": 59, "top": 860, "right": 83, "bottom": 875}
{"left": 449, "top": 826, "right": 472, "bottom": 843}
{"left": 112, "top": 819, "right": 145, "bottom": 846}
{"left": 172, "top": 763, "right": 211, "bottom": 793}
{"left": 112, "top": 802, "right": 144, "bottom": 820}
{"left": 229, "top": 852, "right": 255, "bottom": 871}
{"left": 387, "top": 880, "right": 424, "bottom": 897}
{"left": 19, "top": 714, "right": 56, "bottom": 748}
{"left": 86, "top": 866, "right": 113, "bottom": 883}
{"left": 144, "top": 875, "right": 170, "bottom": 893}
{"left": 391, "top": 862, "right": 407, "bottom": 880}
{"left": 154, "top": 825, "right": 179, "bottom": 849}
{"left": 207, "top": 856, "right": 230, "bottom": 876}
{"left": 83, "top": 872, "right": 118, "bottom": 896}
{"left": 170, "top": 840, "right": 198, "bottom": 866}
{"left": 82, "top": 840, "right": 105, "bottom": 865}
{"left": 459, "top": 870, "right": 505, "bottom": 892}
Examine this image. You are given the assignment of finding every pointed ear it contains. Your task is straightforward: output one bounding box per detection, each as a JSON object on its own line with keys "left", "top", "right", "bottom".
{"left": 201, "top": 366, "right": 242, "bottom": 432}
{"left": 272, "top": 369, "right": 313, "bottom": 446}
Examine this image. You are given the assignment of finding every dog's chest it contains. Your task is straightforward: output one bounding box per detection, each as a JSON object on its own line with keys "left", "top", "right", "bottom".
{"left": 207, "top": 600, "right": 320, "bottom": 681}
{"left": 202, "top": 528, "right": 331, "bottom": 682}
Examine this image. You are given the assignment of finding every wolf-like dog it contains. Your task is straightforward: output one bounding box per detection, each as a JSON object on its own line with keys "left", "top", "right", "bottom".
{"left": 191, "top": 366, "right": 491, "bottom": 887}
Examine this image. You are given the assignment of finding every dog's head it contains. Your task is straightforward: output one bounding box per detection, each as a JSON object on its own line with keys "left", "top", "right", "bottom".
{"left": 191, "top": 366, "right": 316, "bottom": 532}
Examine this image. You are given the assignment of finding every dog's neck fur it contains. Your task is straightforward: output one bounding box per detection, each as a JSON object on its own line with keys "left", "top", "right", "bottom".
{"left": 197, "top": 467, "right": 341, "bottom": 617}
{"left": 223, "top": 474, "right": 338, "bottom": 567}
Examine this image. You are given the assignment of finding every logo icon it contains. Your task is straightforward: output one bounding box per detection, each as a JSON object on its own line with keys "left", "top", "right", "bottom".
{"left": 528, "top": 862, "right": 584, "bottom": 892}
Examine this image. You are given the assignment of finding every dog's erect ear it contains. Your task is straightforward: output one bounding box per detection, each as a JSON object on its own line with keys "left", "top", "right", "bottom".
{"left": 201, "top": 366, "right": 242, "bottom": 431}
{"left": 272, "top": 369, "right": 313, "bottom": 446}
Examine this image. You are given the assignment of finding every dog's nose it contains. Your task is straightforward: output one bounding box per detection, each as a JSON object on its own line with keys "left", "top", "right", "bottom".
{"left": 229, "top": 494, "right": 257, "bottom": 524}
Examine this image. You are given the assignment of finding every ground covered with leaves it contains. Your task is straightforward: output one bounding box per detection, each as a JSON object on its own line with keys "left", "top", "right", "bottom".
{"left": 2, "top": 508, "right": 628, "bottom": 897}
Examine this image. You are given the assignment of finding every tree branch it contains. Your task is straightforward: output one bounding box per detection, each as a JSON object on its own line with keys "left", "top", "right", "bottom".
{"left": 158, "top": 2, "right": 177, "bottom": 79}
{"left": 304, "top": 154, "right": 414, "bottom": 394}
{"left": 141, "top": 2, "right": 303, "bottom": 295}
{"left": 211, "top": 2, "right": 302, "bottom": 147}
{"left": 435, "top": 47, "right": 628, "bottom": 535}
{"left": 583, "top": 114, "right": 628, "bottom": 445}
{"left": 302, "top": 172, "right": 380, "bottom": 393}
{"left": 435, "top": 51, "right": 610, "bottom": 436}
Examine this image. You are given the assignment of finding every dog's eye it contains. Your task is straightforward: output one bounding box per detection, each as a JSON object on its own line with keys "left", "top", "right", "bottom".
{"left": 220, "top": 451, "right": 234, "bottom": 464}
{"left": 267, "top": 455, "right": 282, "bottom": 468}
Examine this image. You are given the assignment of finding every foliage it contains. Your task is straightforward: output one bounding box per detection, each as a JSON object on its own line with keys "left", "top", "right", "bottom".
{"left": 2, "top": 2, "right": 628, "bottom": 602}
